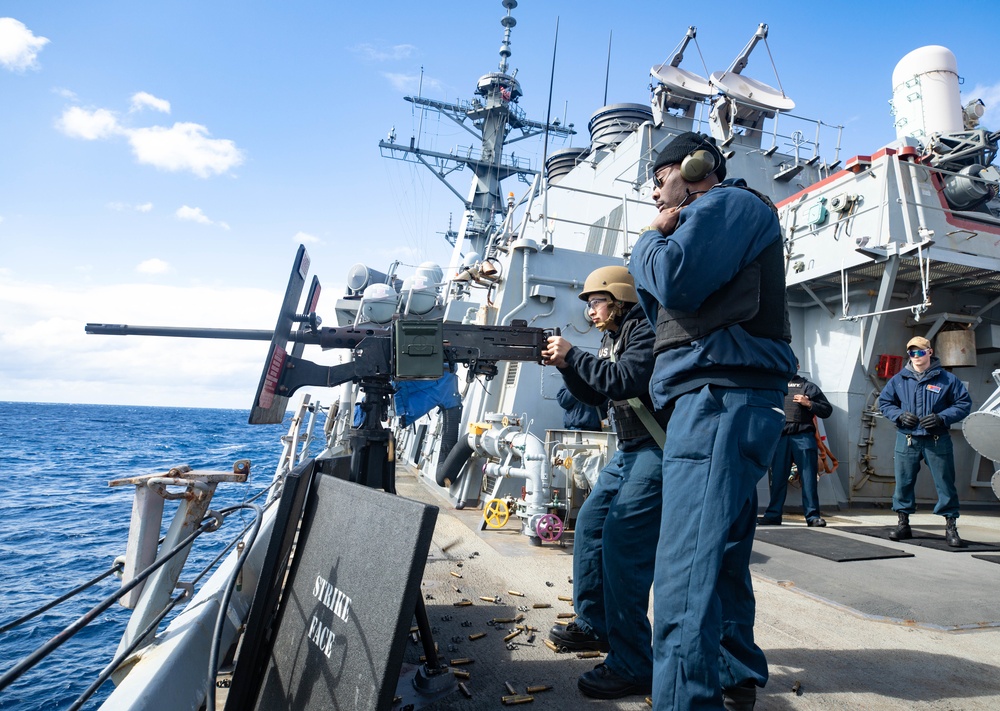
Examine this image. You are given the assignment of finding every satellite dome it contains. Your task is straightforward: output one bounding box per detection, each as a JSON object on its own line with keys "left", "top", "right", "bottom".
{"left": 359, "top": 283, "right": 398, "bottom": 324}
{"left": 402, "top": 274, "right": 437, "bottom": 315}
{"left": 415, "top": 261, "right": 444, "bottom": 286}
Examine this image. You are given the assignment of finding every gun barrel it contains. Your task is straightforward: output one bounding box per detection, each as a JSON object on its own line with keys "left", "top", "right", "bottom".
{"left": 85, "top": 323, "right": 276, "bottom": 340}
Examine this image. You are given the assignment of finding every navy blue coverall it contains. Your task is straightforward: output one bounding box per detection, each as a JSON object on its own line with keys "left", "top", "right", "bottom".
{"left": 557, "top": 304, "right": 664, "bottom": 687}
{"left": 630, "top": 185, "right": 795, "bottom": 709}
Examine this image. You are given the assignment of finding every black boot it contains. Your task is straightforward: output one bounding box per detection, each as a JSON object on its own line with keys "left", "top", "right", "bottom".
{"left": 548, "top": 621, "right": 609, "bottom": 652}
{"left": 888, "top": 511, "right": 911, "bottom": 541}
{"left": 945, "top": 516, "right": 963, "bottom": 548}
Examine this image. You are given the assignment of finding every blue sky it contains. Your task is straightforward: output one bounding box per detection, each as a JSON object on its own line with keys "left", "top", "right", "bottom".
{"left": 2, "top": 0, "right": 999, "bottom": 408}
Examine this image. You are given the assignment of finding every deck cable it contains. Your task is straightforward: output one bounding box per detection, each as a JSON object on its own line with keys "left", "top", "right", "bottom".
{"left": 0, "top": 560, "right": 124, "bottom": 635}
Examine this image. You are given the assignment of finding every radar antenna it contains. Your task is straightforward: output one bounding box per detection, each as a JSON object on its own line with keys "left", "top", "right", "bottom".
{"left": 650, "top": 26, "right": 713, "bottom": 122}
{"left": 708, "top": 23, "right": 794, "bottom": 147}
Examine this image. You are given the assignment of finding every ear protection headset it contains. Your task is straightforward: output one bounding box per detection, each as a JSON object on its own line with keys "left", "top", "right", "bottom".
{"left": 679, "top": 144, "right": 719, "bottom": 182}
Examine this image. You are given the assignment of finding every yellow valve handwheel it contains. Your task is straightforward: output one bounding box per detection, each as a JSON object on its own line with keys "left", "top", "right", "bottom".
{"left": 483, "top": 498, "right": 510, "bottom": 528}
{"left": 563, "top": 455, "right": 573, "bottom": 469}
{"left": 501, "top": 416, "right": 510, "bottom": 427}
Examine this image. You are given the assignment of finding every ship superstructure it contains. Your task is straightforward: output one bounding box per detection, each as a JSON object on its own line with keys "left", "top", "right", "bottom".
{"left": 366, "top": 8, "right": 1000, "bottom": 517}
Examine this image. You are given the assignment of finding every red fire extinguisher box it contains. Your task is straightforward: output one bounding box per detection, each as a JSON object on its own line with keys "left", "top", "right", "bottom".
{"left": 876, "top": 354, "right": 903, "bottom": 378}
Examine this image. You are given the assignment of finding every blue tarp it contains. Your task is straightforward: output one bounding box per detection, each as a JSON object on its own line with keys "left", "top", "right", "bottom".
{"left": 393, "top": 370, "right": 462, "bottom": 427}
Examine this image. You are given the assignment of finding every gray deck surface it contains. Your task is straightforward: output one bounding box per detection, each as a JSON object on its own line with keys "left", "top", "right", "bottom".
{"left": 387, "top": 467, "right": 1000, "bottom": 710}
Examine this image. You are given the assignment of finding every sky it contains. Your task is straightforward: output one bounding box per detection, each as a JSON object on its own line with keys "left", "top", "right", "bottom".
{"left": 2, "top": 0, "right": 1000, "bottom": 409}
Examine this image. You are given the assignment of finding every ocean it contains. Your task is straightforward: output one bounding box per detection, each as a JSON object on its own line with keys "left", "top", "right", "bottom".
{"left": 0, "top": 401, "right": 293, "bottom": 710}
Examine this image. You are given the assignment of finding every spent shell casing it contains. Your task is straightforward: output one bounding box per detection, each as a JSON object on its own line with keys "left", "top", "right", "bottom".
{"left": 491, "top": 617, "right": 516, "bottom": 624}
{"left": 557, "top": 595, "right": 573, "bottom": 602}
{"left": 453, "top": 599, "right": 473, "bottom": 607}
{"left": 468, "top": 632, "right": 487, "bottom": 641}
{"left": 504, "top": 681, "right": 517, "bottom": 695}
{"left": 479, "top": 596, "right": 496, "bottom": 602}
{"left": 503, "top": 629, "right": 522, "bottom": 642}
{"left": 556, "top": 612, "right": 575, "bottom": 619}
{"left": 458, "top": 681, "right": 472, "bottom": 699}
{"left": 450, "top": 571, "right": 463, "bottom": 578}
{"left": 531, "top": 603, "right": 551, "bottom": 609}
{"left": 525, "top": 685, "right": 552, "bottom": 694}
{"left": 450, "top": 657, "right": 474, "bottom": 666}
{"left": 576, "top": 650, "right": 602, "bottom": 659}
{"left": 501, "top": 694, "right": 535, "bottom": 705}
{"left": 543, "top": 639, "right": 559, "bottom": 652}
{"left": 452, "top": 668, "right": 471, "bottom": 679}
{"left": 507, "top": 590, "right": 525, "bottom": 597}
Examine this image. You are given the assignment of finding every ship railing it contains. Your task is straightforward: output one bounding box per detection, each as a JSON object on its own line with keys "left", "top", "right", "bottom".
{"left": 653, "top": 100, "right": 844, "bottom": 171}
{"left": 0, "top": 496, "right": 267, "bottom": 710}
{"left": 269, "top": 394, "right": 323, "bottom": 504}
{"left": 535, "top": 178, "right": 654, "bottom": 254}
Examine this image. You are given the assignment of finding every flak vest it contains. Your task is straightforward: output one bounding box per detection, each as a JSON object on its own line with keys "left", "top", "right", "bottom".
{"left": 597, "top": 319, "right": 660, "bottom": 442}
{"left": 653, "top": 188, "right": 792, "bottom": 352}
{"left": 783, "top": 379, "right": 812, "bottom": 424}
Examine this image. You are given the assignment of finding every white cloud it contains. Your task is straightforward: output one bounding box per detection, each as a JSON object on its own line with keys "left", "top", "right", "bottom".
{"left": 176, "top": 205, "right": 229, "bottom": 230}
{"left": 130, "top": 91, "right": 171, "bottom": 114}
{"left": 176, "top": 205, "right": 212, "bottom": 224}
{"left": 0, "top": 18, "right": 49, "bottom": 71}
{"left": 128, "top": 122, "right": 244, "bottom": 177}
{"left": 54, "top": 87, "right": 78, "bottom": 100}
{"left": 136, "top": 202, "right": 153, "bottom": 213}
{"left": 0, "top": 277, "right": 300, "bottom": 408}
{"left": 58, "top": 93, "right": 244, "bottom": 178}
{"left": 353, "top": 43, "right": 416, "bottom": 62}
{"left": 136, "top": 258, "right": 171, "bottom": 274}
{"left": 382, "top": 72, "right": 442, "bottom": 94}
{"left": 56, "top": 106, "right": 122, "bottom": 140}
{"left": 293, "top": 231, "right": 321, "bottom": 245}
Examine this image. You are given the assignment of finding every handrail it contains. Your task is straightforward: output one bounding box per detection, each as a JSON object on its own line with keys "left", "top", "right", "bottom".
{"left": 0, "top": 501, "right": 262, "bottom": 694}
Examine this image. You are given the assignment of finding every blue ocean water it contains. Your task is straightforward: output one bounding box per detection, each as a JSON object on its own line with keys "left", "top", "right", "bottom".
{"left": 0, "top": 402, "right": 291, "bottom": 711}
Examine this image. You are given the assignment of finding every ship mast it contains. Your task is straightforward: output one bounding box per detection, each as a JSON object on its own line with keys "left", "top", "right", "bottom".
{"left": 379, "top": 0, "right": 574, "bottom": 269}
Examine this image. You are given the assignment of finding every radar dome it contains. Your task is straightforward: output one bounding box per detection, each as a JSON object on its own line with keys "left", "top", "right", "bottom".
{"left": 359, "top": 283, "right": 398, "bottom": 324}
{"left": 891, "top": 46, "right": 963, "bottom": 141}
{"left": 401, "top": 274, "right": 437, "bottom": 315}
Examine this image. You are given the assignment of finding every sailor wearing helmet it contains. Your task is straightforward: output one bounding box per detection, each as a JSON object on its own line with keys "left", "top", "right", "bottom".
{"left": 542, "top": 265, "right": 666, "bottom": 700}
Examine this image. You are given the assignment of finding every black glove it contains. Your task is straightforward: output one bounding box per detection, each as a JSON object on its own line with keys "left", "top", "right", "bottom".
{"left": 919, "top": 413, "right": 944, "bottom": 431}
{"left": 899, "top": 412, "right": 919, "bottom": 428}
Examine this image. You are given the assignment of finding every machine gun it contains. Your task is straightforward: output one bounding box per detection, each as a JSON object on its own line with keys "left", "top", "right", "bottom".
{"left": 86, "top": 245, "right": 548, "bottom": 425}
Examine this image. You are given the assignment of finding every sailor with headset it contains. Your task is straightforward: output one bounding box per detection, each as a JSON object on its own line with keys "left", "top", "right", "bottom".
{"left": 629, "top": 132, "right": 796, "bottom": 711}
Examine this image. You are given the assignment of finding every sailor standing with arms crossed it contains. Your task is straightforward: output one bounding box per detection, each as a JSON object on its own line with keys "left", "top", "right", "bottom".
{"left": 629, "top": 132, "right": 795, "bottom": 710}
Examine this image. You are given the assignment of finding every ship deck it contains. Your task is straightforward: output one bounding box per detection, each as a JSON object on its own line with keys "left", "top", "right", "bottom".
{"left": 392, "top": 464, "right": 1000, "bottom": 710}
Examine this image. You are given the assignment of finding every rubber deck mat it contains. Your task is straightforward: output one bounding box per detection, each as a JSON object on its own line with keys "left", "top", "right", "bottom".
{"left": 753, "top": 527, "right": 914, "bottom": 562}
{"left": 837, "top": 526, "right": 1000, "bottom": 553}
